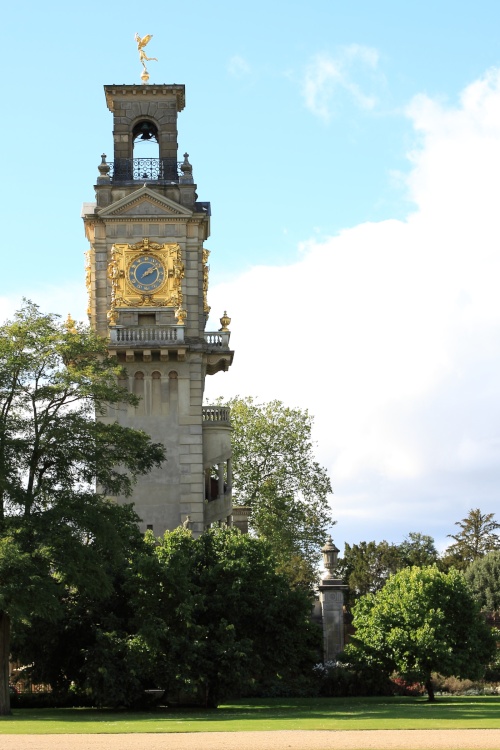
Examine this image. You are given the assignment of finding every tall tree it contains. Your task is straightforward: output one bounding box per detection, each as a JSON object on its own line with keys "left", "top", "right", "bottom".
{"left": 137, "top": 527, "right": 321, "bottom": 707}
{"left": 14, "top": 527, "right": 321, "bottom": 708}
{"left": 397, "top": 532, "right": 439, "bottom": 568}
{"left": 0, "top": 302, "right": 165, "bottom": 714}
{"left": 337, "top": 533, "right": 439, "bottom": 608}
{"left": 337, "top": 540, "right": 402, "bottom": 607}
{"left": 445, "top": 508, "right": 500, "bottom": 568}
{"left": 465, "top": 550, "right": 500, "bottom": 612}
{"left": 219, "top": 396, "right": 334, "bottom": 588}
{"left": 346, "top": 566, "right": 496, "bottom": 701}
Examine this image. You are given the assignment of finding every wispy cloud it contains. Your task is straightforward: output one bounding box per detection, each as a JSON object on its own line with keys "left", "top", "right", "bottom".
{"left": 302, "top": 46, "right": 380, "bottom": 121}
{"left": 227, "top": 55, "right": 251, "bottom": 79}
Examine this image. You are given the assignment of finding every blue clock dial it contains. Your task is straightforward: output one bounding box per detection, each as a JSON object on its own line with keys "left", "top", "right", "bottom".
{"left": 128, "top": 255, "right": 166, "bottom": 293}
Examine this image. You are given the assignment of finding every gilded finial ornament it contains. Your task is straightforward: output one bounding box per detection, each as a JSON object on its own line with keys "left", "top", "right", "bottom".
{"left": 175, "top": 306, "right": 187, "bottom": 326}
{"left": 65, "top": 314, "right": 77, "bottom": 334}
{"left": 219, "top": 311, "right": 231, "bottom": 332}
{"left": 134, "top": 33, "right": 158, "bottom": 84}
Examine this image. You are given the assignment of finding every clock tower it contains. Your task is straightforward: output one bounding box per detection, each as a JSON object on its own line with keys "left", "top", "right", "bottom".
{"left": 82, "top": 82, "right": 234, "bottom": 536}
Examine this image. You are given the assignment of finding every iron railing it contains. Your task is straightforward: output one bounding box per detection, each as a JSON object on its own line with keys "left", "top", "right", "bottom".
{"left": 109, "top": 158, "right": 182, "bottom": 182}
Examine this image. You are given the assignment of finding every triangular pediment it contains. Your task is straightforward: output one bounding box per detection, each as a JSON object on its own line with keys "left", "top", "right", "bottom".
{"left": 98, "top": 186, "right": 193, "bottom": 219}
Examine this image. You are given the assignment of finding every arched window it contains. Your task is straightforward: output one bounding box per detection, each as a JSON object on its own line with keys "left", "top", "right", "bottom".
{"left": 152, "top": 371, "right": 161, "bottom": 412}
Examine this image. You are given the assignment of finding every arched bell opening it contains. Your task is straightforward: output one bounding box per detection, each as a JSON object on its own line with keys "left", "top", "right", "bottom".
{"left": 129, "top": 120, "right": 162, "bottom": 180}
{"left": 132, "top": 120, "right": 159, "bottom": 158}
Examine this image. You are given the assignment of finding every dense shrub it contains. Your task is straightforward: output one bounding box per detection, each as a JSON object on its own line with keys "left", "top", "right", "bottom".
{"left": 430, "top": 673, "right": 500, "bottom": 694}
{"left": 10, "top": 690, "right": 94, "bottom": 709}
{"left": 313, "top": 659, "right": 393, "bottom": 697}
{"left": 390, "top": 675, "right": 425, "bottom": 696}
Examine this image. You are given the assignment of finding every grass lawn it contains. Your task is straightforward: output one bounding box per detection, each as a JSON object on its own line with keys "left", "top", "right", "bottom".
{"left": 1, "top": 696, "right": 500, "bottom": 734}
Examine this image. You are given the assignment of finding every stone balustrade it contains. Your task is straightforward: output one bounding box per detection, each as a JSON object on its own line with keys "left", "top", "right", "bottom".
{"left": 202, "top": 405, "right": 231, "bottom": 424}
{"left": 109, "top": 326, "right": 184, "bottom": 345}
{"left": 108, "top": 327, "right": 231, "bottom": 349}
{"left": 204, "top": 332, "right": 231, "bottom": 348}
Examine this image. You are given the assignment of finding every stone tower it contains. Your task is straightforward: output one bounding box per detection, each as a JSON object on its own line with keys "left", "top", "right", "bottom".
{"left": 82, "top": 83, "right": 234, "bottom": 536}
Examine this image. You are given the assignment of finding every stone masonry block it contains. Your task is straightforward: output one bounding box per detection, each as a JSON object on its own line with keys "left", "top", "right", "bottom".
{"left": 179, "top": 435, "right": 203, "bottom": 445}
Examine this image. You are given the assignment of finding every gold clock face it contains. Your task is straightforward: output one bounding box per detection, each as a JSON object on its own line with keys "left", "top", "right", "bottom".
{"left": 107, "top": 240, "right": 184, "bottom": 311}
{"left": 127, "top": 255, "right": 166, "bottom": 293}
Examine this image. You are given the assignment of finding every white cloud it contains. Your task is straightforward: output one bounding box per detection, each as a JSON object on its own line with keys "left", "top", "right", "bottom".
{"left": 302, "top": 46, "right": 380, "bottom": 121}
{"left": 206, "top": 69, "right": 500, "bottom": 550}
{"left": 227, "top": 55, "right": 251, "bottom": 78}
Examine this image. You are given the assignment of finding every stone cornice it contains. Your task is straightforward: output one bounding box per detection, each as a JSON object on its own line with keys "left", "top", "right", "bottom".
{"left": 104, "top": 84, "right": 186, "bottom": 112}
{"left": 90, "top": 216, "right": 208, "bottom": 224}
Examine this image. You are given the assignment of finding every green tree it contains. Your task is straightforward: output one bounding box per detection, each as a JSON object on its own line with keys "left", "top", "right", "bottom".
{"left": 465, "top": 550, "right": 500, "bottom": 612}
{"left": 445, "top": 508, "right": 500, "bottom": 568}
{"left": 338, "top": 534, "right": 440, "bottom": 608}
{"left": 218, "top": 396, "right": 334, "bottom": 588}
{"left": 13, "top": 527, "right": 321, "bottom": 708}
{"left": 136, "top": 527, "right": 321, "bottom": 707}
{"left": 0, "top": 302, "right": 165, "bottom": 714}
{"left": 337, "top": 540, "right": 402, "bottom": 608}
{"left": 346, "top": 566, "right": 495, "bottom": 701}
{"left": 398, "top": 532, "right": 439, "bottom": 568}
{"left": 10, "top": 523, "right": 152, "bottom": 706}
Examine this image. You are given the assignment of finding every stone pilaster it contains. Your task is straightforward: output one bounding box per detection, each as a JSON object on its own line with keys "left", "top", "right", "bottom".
{"left": 318, "top": 579, "right": 347, "bottom": 662}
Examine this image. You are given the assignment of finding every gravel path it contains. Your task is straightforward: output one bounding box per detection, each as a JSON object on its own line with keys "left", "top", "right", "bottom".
{"left": 2, "top": 731, "right": 500, "bottom": 750}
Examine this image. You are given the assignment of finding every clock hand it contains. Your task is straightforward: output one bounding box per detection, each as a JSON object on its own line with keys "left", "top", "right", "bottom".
{"left": 141, "top": 265, "right": 158, "bottom": 278}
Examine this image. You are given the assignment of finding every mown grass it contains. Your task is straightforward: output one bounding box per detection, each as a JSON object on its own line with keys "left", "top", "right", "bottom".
{"left": 1, "top": 695, "right": 500, "bottom": 734}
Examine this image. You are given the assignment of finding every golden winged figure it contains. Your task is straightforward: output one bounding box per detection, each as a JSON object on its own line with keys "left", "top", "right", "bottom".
{"left": 134, "top": 33, "right": 158, "bottom": 71}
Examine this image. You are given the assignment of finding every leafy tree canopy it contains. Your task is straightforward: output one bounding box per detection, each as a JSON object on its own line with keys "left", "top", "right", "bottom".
{"left": 0, "top": 302, "right": 165, "bottom": 714}
{"left": 13, "top": 527, "right": 321, "bottom": 708}
{"left": 338, "top": 533, "right": 439, "bottom": 608}
{"left": 465, "top": 549, "right": 500, "bottom": 612}
{"left": 151, "top": 527, "right": 321, "bottom": 706}
{"left": 398, "top": 532, "right": 439, "bottom": 567}
{"left": 346, "top": 566, "right": 496, "bottom": 701}
{"left": 444, "top": 508, "right": 500, "bottom": 569}
{"left": 217, "top": 396, "right": 334, "bottom": 589}
{"left": 337, "top": 540, "right": 401, "bottom": 606}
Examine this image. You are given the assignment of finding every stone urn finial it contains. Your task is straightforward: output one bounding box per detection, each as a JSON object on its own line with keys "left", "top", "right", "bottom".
{"left": 180, "top": 152, "right": 194, "bottom": 184}
{"left": 97, "top": 153, "right": 111, "bottom": 183}
{"left": 322, "top": 537, "right": 340, "bottom": 580}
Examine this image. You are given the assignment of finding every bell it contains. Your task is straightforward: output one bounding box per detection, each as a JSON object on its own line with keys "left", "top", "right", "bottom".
{"left": 140, "top": 122, "right": 152, "bottom": 140}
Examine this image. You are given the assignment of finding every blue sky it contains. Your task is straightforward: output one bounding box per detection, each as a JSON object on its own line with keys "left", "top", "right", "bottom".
{"left": 3, "top": 1, "right": 500, "bottom": 555}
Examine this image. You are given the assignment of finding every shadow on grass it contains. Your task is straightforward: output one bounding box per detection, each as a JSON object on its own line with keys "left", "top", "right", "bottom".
{"left": 3, "top": 696, "right": 500, "bottom": 725}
